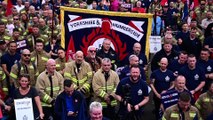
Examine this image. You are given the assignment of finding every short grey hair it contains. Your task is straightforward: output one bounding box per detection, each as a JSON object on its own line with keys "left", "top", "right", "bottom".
{"left": 129, "top": 54, "right": 138, "bottom": 62}
{"left": 101, "top": 58, "right": 111, "bottom": 63}
{"left": 87, "top": 45, "right": 96, "bottom": 51}
{"left": 89, "top": 101, "right": 102, "bottom": 112}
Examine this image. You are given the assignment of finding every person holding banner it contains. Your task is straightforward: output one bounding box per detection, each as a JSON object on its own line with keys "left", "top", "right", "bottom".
{"left": 9, "top": 74, "right": 44, "bottom": 119}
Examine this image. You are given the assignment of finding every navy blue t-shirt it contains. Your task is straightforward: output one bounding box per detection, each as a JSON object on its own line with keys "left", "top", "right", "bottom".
{"left": 1, "top": 52, "right": 21, "bottom": 72}
{"left": 116, "top": 78, "right": 148, "bottom": 115}
{"left": 150, "top": 69, "right": 175, "bottom": 93}
{"left": 168, "top": 59, "right": 187, "bottom": 74}
{"left": 178, "top": 66, "right": 205, "bottom": 90}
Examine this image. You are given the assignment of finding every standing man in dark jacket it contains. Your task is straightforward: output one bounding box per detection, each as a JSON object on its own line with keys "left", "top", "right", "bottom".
{"left": 96, "top": 38, "right": 118, "bottom": 70}
{"left": 54, "top": 79, "right": 88, "bottom": 120}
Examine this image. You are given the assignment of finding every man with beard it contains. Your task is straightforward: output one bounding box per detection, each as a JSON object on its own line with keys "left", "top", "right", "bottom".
{"left": 10, "top": 49, "right": 39, "bottom": 87}
{"left": 1, "top": 41, "right": 21, "bottom": 95}
{"left": 85, "top": 45, "right": 101, "bottom": 73}
{"left": 64, "top": 51, "right": 92, "bottom": 99}
{"left": 120, "top": 55, "right": 146, "bottom": 81}
{"left": 31, "top": 40, "right": 50, "bottom": 74}
{"left": 115, "top": 65, "right": 149, "bottom": 120}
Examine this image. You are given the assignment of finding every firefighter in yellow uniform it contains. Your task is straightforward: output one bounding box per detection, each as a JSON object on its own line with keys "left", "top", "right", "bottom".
{"left": 31, "top": 40, "right": 50, "bottom": 74}
{"left": 0, "top": 66, "right": 7, "bottom": 95}
{"left": 195, "top": 82, "right": 213, "bottom": 120}
{"left": 92, "top": 58, "right": 119, "bottom": 120}
{"left": 10, "top": 49, "right": 39, "bottom": 87}
{"left": 55, "top": 48, "right": 71, "bottom": 75}
{"left": 162, "top": 92, "right": 201, "bottom": 120}
{"left": 36, "top": 59, "right": 64, "bottom": 120}
{"left": 64, "top": 51, "right": 92, "bottom": 98}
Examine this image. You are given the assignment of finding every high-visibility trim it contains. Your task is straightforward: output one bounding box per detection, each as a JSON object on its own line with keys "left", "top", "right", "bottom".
{"left": 111, "top": 60, "right": 115, "bottom": 63}
{"left": 3, "top": 88, "right": 8, "bottom": 92}
{"left": 56, "top": 64, "right": 60, "bottom": 68}
{"left": 99, "top": 91, "right": 106, "bottom": 98}
{"left": 41, "top": 102, "right": 52, "bottom": 107}
{"left": 101, "top": 102, "right": 107, "bottom": 107}
{"left": 189, "top": 112, "right": 196, "bottom": 118}
{"left": 35, "top": 72, "right": 39, "bottom": 76}
{"left": 162, "top": 116, "right": 166, "bottom": 120}
{"left": 43, "top": 94, "right": 50, "bottom": 103}
{"left": 2, "top": 74, "right": 6, "bottom": 80}
{"left": 204, "top": 98, "right": 210, "bottom": 102}
{"left": 53, "top": 86, "right": 60, "bottom": 91}
{"left": 195, "top": 102, "right": 201, "bottom": 109}
{"left": 10, "top": 72, "right": 18, "bottom": 79}
{"left": 31, "top": 57, "right": 35, "bottom": 61}
{"left": 64, "top": 72, "right": 72, "bottom": 79}
{"left": 111, "top": 100, "right": 117, "bottom": 106}
{"left": 41, "top": 57, "right": 48, "bottom": 61}
{"left": 171, "top": 113, "right": 179, "bottom": 118}
{"left": 0, "top": 71, "right": 2, "bottom": 74}
{"left": 29, "top": 65, "right": 34, "bottom": 69}
{"left": 87, "top": 71, "right": 92, "bottom": 76}
{"left": 83, "top": 83, "right": 90, "bottom": 92}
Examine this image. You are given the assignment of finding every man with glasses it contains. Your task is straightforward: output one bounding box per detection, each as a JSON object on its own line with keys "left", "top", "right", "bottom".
{"left": 10, "top": 49, "right": 39, "bottom": 87}
{"left": 194, "top": 0, "right": 209, "bottom": 24}
{"left": 85, "top": 45, "right": 101, "bottom": 73}
{"left": 162, "top": 91, "right": 201, "bottom": 120}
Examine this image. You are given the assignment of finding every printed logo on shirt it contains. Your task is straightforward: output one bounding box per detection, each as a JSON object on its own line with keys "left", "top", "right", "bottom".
{"left": 165, "top": 76, "right": 170, "bottom": 82}
{"left": 139, "top": 59, "right": 143, "bottom": 64}
{"left": 194, "top": 74, "right": 199, "bottom": 80}
{"left": 138, "top": 89, "right": 143, "bottom": 96}
{"left": 207, "top": 66, "right": 212, "bottom": 72}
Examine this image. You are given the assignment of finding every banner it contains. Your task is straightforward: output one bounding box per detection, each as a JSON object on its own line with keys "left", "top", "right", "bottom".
{"left": 60, "top": 7, "right": 153, "bottom": 62}
{"left": 14, "top": 98, "right": 34, "bottom": 120}
{"left": 149, "top": 36, "right": 162, "bottom": 53}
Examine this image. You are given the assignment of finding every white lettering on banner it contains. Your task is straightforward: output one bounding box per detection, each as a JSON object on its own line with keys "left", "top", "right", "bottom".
{"left": 14, "top": 98, "right": 34, "bottom": 120}
{"left": 16, "top": 40, "right": 27, "bottom": 49}
{"left": 111, "top": 20, "right": 143, "bottom": 41}
{"left": 68, "top": 18, "right": 101, "bottom": 32}
{"left": 67, "top": 18, "right": 144, "bottom": 41}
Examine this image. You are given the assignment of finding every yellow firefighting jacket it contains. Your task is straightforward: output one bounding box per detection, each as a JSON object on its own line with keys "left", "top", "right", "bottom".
{"left": 0, "top": 67, "right": 7, "bottom": 95}
{"left": 10, "top": 61, "right": 39, "bottom": 87}
{"left": 195, "top": 91, "right": 213, "bottom": 120}
{"left": 31, "top": 50, "right": 50, "bottom": 74}
{"left": 64, "top": 61, "right": 92, "bottom": 97}
{"left": 162, "top": 104, "right": 201, "bottom": 120}
{"left": 92, "top": 69, "right": 119, "bottom": 107}
{"left": 36, "top": 70, "right": 64, "bottom": 107}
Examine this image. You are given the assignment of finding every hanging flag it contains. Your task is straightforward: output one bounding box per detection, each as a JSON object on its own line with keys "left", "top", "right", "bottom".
{"left": 60, "top": 7, "right": 153, "bottom": 62}
{"left": 6, "top": 0, "right": 13, "bottom": 16}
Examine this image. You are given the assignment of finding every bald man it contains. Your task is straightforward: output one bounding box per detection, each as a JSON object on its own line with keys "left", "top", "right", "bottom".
{"left": 36, "top": 58, "right": 64, "bottom": 119}
{"left": 161, "top": 75, "right": 193, "bottom": 111}
{"left": 64, "top": 51, "right": 92, "bottom": 98}
{"left": 150, "top": 57, "right": 175, "bottom": 119}
{"left": 10, "top": 49, "right": 39, "bottom": 87}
